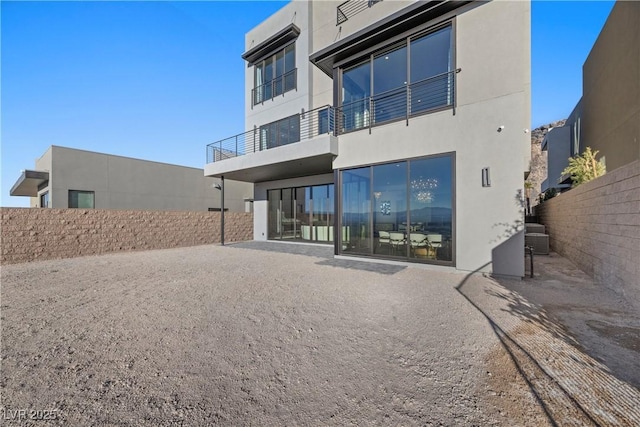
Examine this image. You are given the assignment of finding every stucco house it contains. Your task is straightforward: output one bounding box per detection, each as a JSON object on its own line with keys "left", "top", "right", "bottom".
{"left": 205, "top": 0, "right": 531, "bottom": 277}
{"left": 11, "top": 145, "right": 253, "bottom": 212}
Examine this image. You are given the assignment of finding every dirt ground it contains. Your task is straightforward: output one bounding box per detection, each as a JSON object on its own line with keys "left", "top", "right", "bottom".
{"left": 0, "top": 243, "right": 636, "bottom": 425}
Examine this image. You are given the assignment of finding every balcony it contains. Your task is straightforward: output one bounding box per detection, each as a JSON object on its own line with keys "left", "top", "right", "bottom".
{"left": 335, "top": 69, "right": 459, "bottom": 134}
{"left": 252, "top": 69, "right": 297, "bottom": 106}
{"left": 205, "top": 105, "right": 338, "bottom": 182}
{"left": 205, "top": 70, "right": 458, "bottom": 181}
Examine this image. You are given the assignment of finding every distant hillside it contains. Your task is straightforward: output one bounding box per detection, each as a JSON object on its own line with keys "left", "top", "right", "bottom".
{"left": 527, "top": 120, "right": 566, "bottom": 203}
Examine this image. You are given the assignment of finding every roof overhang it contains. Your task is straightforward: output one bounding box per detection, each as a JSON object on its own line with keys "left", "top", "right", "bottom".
{"left": 242, "top": 23, "right": 300, "bottom": 66}
{"left": 310, "top": 0, "right": 471, "bottom": 76}
{"left": 10, "top": 170, "right": 49, "bottom": 197}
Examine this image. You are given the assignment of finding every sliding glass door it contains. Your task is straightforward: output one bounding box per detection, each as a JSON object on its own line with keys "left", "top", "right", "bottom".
{"left": 267, "top": 183, "right": 335, "bottom": 244}
{"left": 338, "top": 154, "right": 454, "bottom": 265}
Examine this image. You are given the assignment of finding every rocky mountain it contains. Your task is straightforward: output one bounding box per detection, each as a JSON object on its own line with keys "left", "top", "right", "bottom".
{"left": 526, "top": 119, "right": 566, "bottom": 204}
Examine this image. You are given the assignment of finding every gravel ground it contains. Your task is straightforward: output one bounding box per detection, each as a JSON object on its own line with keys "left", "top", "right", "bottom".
{"left": 1, "top": 243, "right": 549, "bottom": 425}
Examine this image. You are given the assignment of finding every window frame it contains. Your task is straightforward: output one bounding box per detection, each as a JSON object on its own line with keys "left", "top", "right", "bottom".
{"left": 259, "top": 114, "right": 301, "bottom": 150}
{"left": 68, "top": 190, "right": 95, "bottom": 209}
{"left": 253, "top": 42, "right": 297, "bottom": 105}
{"left": 335, "top": 20, "right": 456, "bottom": 133}
{"left": 335, "top": 151, "right": 456, "bottom": 266}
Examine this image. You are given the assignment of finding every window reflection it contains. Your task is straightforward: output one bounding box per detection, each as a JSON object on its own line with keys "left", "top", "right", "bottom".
{"left": 268, "top": 184, "right": 335, "bottom": 244}
{"left": 373, "top": 44, "right": 407, "bottom": 123}
{"left": 341, "top": 61, "right": 371, "bottom": 132}
{"left": 339, "top": 154, "right": 454, "bottom": 264}
{"left": 341, "top": 167, "right": 371, "bottom": 254}
{"left": 338, "top": 24, "right": 453, "bottom": 133}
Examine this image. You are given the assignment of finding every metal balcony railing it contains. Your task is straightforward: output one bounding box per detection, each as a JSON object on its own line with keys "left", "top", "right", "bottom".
{"left": 335, "top": 69, "right": 460, "bottom": 134}
{"left": 337, "top": 0, "right": 382, "bottom": 25}
{"left": 251, "top": 68, "right": 297, "bottom": 106}
{"left": 206, "top": 105, "right": 335, "bottom": 164}
{"left": 207, "top": 69, "right": 459, "bottom": 164}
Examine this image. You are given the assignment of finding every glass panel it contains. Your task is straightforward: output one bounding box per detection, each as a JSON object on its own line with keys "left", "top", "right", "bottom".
{"left": 40, "top": 192, "right": 49, "bottom": 208}
{"left": 264, "top": 58, "right": 273, "bottom": 99}
{"left": 408, "top": 155, "right": 453, "bottom": 262}
{"left": 254, "top": 63, "right": 264, "bottom": 104}
{"left": 297, "top": 187, "right": 312, "bottom": 241}
{"left": 373, "top": 44, "right": 407, "bottom": 124}
{"left": 341, "top": 61, "right": 371, "bottom": 132}
{"left": 280, "top": 188, "right": 297, "bottom": 239}
{"left": 284, "top": 44, "right": 296, "bottom": 92}
{"left": 268, "top": 189, "right": 281, "bottom": 239}
{"left": 327, "top": 184, "right": 335, "bottom": 243}
{"left": 372, "top": 162, "right": 407, "bottom": 256}
{"left": 318, "top": 108, "right": 330, "bottom": 135}
{"left": 274, "top": 50, "right": 285, "bottom": 96}
{"left": 288, "top": 114, "right": 300, "bottom": 144}
{"left": 410, "top": 26, "right": 452, "bottom": 113}
{"left": 341, "top": 167, "right": 371, "bottom": 254}
{"left": 312, "top": 185, "right": 331, "bottom": 242}
{"left": 69, "top": 190, "right": 94, "bottom": 208}
{"left": 284, "top": 44, "right": 295, "bottom": 72}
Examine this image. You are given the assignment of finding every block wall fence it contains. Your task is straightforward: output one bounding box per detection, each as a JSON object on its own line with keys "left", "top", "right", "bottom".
{"left": 536, "top": 160, "right": 640, "bottom": 308}
{"left": 0, "top": 208, "right": 253, "bottom": 265}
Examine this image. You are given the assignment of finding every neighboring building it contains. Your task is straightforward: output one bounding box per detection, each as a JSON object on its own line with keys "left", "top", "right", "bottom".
{"left": 581, "top": 1, "right": 639, "bottom": 173}
{"left": 541, "top": 103, "right": 581, "bottom": 193}
{"left": 543, "top": 1, "right": 639, "bottom": 186}
{"left": 205, "top": 0, "right": 531, "bottom": 277}
{"left": 10, "top": 146, "right": 253, "bottom": 212}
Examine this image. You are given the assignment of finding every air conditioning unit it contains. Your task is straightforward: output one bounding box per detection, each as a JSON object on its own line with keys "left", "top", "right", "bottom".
{"left": 526, "top": 223, "right": 545, "bottom": 234}
{"left": 525, "top": 233, "right": 549, "bottom": 255}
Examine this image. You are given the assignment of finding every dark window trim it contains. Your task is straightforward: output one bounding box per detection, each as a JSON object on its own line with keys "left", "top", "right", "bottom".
{"left": 242, "top": 23, "right": 300, "bottom": 66}
{"left": 259, "top": 114, "right": 301, "bottom": 149}
{"left": 252, "top": 42, "right": 297, "bottom": 106}
{"left": 311, "top": 1, "right": 471, "bottom": 76}
{"left": 68, "top": 189, "right": 95, "bottom": 209}
{"left": 336, "top": 20, "right": 456, "bottom": 133}
{"left": 336, "top": 151, "right": 456, "bottom": 267}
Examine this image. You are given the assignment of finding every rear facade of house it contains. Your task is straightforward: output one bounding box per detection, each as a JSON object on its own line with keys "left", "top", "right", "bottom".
{"left": 205, "top": 0, "right": 531, "bottom": 277}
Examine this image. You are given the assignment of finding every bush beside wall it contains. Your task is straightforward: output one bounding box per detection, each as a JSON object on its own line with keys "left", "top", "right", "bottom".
{"left": 0, "top": 208, "right": 253, "bottom": 265}
{"left": 536, "top": 160, "right": 640, "bottom": 308}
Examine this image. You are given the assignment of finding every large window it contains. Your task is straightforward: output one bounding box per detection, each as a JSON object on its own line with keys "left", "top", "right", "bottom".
{"left": 259, "top": 114, "right": 301, "bottom": 150}
{"left": 68, "top": 190, "right": 95, "bottom": 209}
{"left": 339, "top": 24, "right": 453, "bottom": 133}
{"left": 267, "top": 184, "right": 335, "bottom": 243}
{"left": 339, "top": 154, "right": 454, "bottom": 264}
{"left": 254, "top": 44, "right": 296, "bottom": 105}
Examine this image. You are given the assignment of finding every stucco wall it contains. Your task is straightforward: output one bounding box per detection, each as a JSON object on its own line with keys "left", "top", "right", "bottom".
{"left": 582, "top": 1, "right": 640, "bottom": 173}
{"left": 536, "top": 160, "right": 640, "bottom": 308}
{"left": 44, "top": 146, "right": 252, "bottom": 212}
{"left": 0, "top": 208, "right": 253, "bottom": 265}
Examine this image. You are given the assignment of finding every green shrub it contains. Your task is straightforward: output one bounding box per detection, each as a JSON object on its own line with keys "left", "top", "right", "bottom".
{"left": 561, "top": 147, "right": 606, "bottom": 187}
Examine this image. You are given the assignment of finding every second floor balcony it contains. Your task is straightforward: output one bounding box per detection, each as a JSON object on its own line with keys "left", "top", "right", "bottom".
{"left": 205, "top": 69, "right": 457, "bottom": 181}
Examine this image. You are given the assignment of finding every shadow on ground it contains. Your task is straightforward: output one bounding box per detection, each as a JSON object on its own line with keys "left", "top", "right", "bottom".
{"left": 456, "top": 254, "right": 640, "bottom": 426}
{"left": 230, "top": 241, "right": 406, "bottom": 275}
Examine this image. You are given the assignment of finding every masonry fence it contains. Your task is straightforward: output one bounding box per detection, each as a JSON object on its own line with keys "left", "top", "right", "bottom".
{"left": 535, "top": 160, "right": 639, "bottom": 307}
{"left": 0, "top": 208, "right": 253, "bottom": 265}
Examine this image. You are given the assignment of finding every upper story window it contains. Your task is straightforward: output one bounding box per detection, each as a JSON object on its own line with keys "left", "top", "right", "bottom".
{"left": 339, "top": 24, "right": 453, "bottom": 133}
{"left": 259, "top": 114, "right": 301, "bottom": 150}
{"left": 253, "top": 44, "right": 296, "bottom": 105}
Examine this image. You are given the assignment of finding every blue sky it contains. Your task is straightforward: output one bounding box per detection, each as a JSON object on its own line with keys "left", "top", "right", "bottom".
{"left": 1, "top": 1, "right": 615, "bottom": 207}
